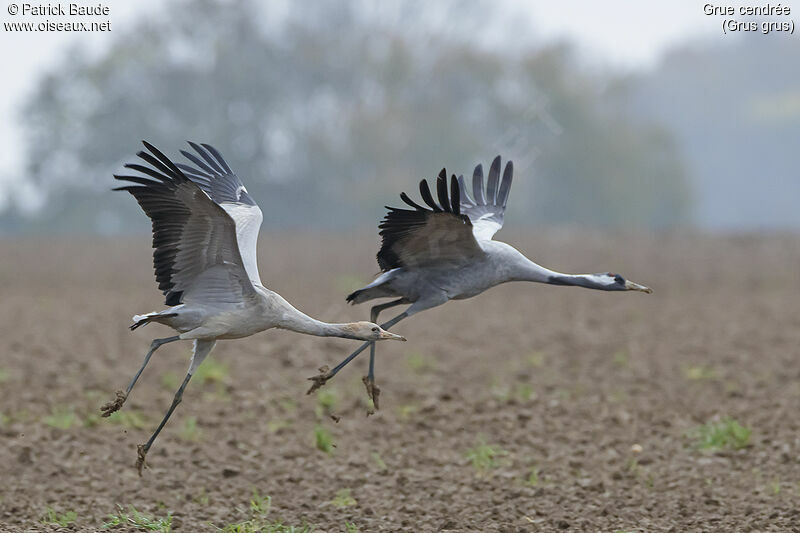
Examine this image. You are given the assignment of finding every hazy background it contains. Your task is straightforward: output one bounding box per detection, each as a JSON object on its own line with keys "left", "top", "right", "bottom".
{"left": 0, "top": 0, "right": 796, "bottom": 234}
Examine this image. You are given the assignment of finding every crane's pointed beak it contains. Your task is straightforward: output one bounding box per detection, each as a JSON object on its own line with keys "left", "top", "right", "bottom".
{"left": 625, "top": 280, "right": 653, "bottom": 294}
{"left": 380, "top": 330, "right": 406, "bottom": 341}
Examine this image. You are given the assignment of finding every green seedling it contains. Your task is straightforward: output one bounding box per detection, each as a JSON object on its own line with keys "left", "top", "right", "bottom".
{"left": 160, "top": 372, "right": 180, "bottom": 391}
{"left": 267, "top": 419, "right": 290, "bottom": 433}
{"left": 689, "top": 417, "right": 751, "bottom": 451}
{"left": 465, "top": 440, "right": 510, "bottom": 472}
{"left": 344, "top": 522, "right": 360, "bottom": 533}
{"left": 527, "top": 351, "right": 546, "bottom": 368}
{"left": 612, "top": 350, "right": 629, "bottom": 367}
{"left": 329, "top": 489, "right": 357, "bottom": 508}
{"left": 684, "top": 365, "right": 717, "bottom": 381}
{"left": 371, "top": 452, "right": 387, "bottom": 470}
{"left": 314, "top": 425, "right": 334, "bottom": 454}
{"left": 40, "top": 508, "right": 77, "bottom": 527}
{"left": 193, "top": 488, "right": 210, "bottom": 506}
{"left": 525, "top": 466, "right": 540, "bottom": 487}
{"left": 0, "top": 367, "right": 9, "bottom": 383}
{"left": 315, "top": 390, "right": 337, "bottom": 419}
{"left": 43, "top": 407, "right": 79, "bottom": 430}
{"left": 250, "top": 491, "right": 271, "bottom": 516}
{"left": 194, "top": 358, "right": 230, "bottom": 384}
{"left": 103, "top": 505, "right": 172, "bottom": 531}
{"left": 406, "top": 351, "right": 434, "bottom": 373}
{"left": 180, "top": 416, "right": 202, "bottom": 441}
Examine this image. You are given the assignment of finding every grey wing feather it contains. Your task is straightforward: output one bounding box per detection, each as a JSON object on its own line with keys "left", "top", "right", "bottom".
{"left": 177, "top": 142, "right": 264, "bottom": 287}
{"left": 458, "top": 156, "right": 514, "bottom": 241}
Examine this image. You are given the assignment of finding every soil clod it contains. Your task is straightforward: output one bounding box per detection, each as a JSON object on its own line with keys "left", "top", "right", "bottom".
{"left": 362, "top": 375, "right": 381, "bottom": 413}
{"left": 100, "top": 390, "right": 127, "bottom": 417}
{"left": 135, "top": 444, "right": 147, "bottom": 477}
{"left": 306, "top": 365, "right": 331, "bottom": 394}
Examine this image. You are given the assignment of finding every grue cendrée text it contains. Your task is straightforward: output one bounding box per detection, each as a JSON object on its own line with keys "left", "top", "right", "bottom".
{"left": 102, "top": 141, "right": 405, "bottom": 474}
{"left": 307, "top": 156, "right": 652, "bottom": 408}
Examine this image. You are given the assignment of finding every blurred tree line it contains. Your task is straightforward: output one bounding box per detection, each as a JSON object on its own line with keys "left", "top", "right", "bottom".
{"left": 1, "top": 0, "right": 691, "bottom": 234}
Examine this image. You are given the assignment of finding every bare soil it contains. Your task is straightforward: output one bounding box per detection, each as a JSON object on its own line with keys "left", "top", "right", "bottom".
{"left": 2, "top": 232, "right": 800, "bottom": 532}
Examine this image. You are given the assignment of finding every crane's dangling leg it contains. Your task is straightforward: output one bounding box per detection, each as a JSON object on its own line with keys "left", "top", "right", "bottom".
{"left": 100, "top": 336, "right": 180, "bottom": 417}
{"left": 135, "top": 339, "right": 215, "bottom": 476}
{"left": 307, "top": 307, "right": 409, "bottom": 396}
{"left": 363, "top": 299, "right": 409, "bottom": 412}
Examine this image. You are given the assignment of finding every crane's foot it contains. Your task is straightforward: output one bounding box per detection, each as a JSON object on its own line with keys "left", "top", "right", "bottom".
{"left": 135, "top": 444, "right": 148, "bottom": 477}
{"left": 100, "top": 390, "right": 127, "bottom": 417}
{"left": 362, "top": 375, "right": 380, "bottom": 415}
{"left": 306, "top": 366, "right": 331, "bottom": 395}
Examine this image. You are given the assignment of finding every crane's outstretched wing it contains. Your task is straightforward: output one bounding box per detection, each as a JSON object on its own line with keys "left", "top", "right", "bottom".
{"left": 173, "top": 142, "right": 264, "bottom": 287}
{"left": 456, "top": 156, "right": 513, "bottom": 241}
{"left": 377, "top": 169, "right": 483, "bottom": 272}
{"left": 114, "top": 141, "right": 256, "bottom": 306}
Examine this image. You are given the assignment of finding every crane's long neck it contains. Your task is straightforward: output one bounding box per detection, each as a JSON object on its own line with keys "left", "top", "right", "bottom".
{"left": 510, "top": 254, "right": 610, "bottom": 290}
{"left": 274, "top": 301, "right": 360, "bottom": 339}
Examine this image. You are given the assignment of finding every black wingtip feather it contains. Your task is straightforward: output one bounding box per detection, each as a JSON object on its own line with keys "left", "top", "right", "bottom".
{"left": 419, "top": 180, "right": 441, "bottom": 212}
{"left": 399, "top": 192, "right": 424, "bottom": 210}
{"left": 450, "top": 174, "right": 460, "bottom": 215}
{"left": 436, "top": 170, "right": 450, "bottom": 213}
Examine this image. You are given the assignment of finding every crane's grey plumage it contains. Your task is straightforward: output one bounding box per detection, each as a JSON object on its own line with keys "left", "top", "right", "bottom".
{"left": 103, "top": 141, "right": 405, "bottom": 474}
{"left": 307, "top": 156, "right": 652, "bottom": 408}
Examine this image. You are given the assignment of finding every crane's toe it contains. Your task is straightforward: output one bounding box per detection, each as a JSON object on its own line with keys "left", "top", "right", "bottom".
{"left": 100, "top": 390, "right": 127, "bottom": 417}
{"left": 362, "top": 375, "right": 381, "bottom": 414}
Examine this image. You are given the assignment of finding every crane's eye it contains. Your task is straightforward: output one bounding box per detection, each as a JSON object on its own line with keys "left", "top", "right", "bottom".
{"left": 371, "top": 327, "right": 379, "bottom": 332}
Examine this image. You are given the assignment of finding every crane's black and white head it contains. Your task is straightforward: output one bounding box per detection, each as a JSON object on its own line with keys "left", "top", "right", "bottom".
{"left": 344, "top": 321, "right": 407, "bottom": 341}
{"left": 549, "top": 272, "right": 653, "bottom": 293}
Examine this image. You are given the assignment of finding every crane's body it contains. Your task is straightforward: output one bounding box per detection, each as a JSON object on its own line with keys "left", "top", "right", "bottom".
{"left": 308, "top": 156, "right": 652, "bottom": 407}
{"left": 103, "top": 141, "right": 403, "bottom": 474}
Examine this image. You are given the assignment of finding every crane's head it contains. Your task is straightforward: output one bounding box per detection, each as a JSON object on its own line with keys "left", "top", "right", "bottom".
{"left": 596, "top": 272, "right": 653, "bottom": 293}
{"left": 346, "top": 321, "right": 407, "bottom": 341}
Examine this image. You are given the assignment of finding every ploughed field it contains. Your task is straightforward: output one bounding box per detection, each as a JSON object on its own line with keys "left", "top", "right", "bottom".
{"left": 1, "top": 232, "right": 799, "bottom": 532}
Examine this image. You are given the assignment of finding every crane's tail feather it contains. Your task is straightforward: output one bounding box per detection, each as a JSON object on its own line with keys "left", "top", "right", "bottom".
{"left": 130, "top": 312, "right": 178, "bottom": 331}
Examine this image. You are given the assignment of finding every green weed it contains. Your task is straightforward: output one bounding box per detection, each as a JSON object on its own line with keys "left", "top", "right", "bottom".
{"left": 329, "top": 489, "right": 357, "bottom": 508}
{"left": 525, "top": 466, "right": 540, "bottom": 487}
{"left": 194, "top": 358, "right": 230, "bottom": 385}
{"left": 465, "top": 439, "right": 509, "bottom": 472}
{"left": 180, "top": 416, "right": 202, "bottom": 441}
{"left": 40, "top": 507, "right": 77, "bottom": 527}
{"left": 612, "top": 350, "right": 629, "bottom": 366}
{"left": 250, "top": 491, "right": 271, "bottom": 516}
{"left": 371, "top": 452, "right": 387, "bottom": 470}
{"left": 689, "top": 417, "right": 751, "bottom": 451}
{"left": 527, "top": 351, "right": 546, "bottom": 368}
{"left": 315, "top": 390, "right": 337, "bottom": 418}
{"left": 406, "top": 351, "right": 434, "bottom": 373}
{"left": 314, "top": 425, "right": 334, "bottom": 454}
{"left": 193, "top": 488, "right": 210, "bottom": 506}
{"left": 267, "top": 419, "right": 290, "bottom": 433}
{"left": 160, "top": 372, "right": 180, "bottom": 391}
{"left": 0, "top": 367, "right": 9, "bottom": 383}
{"left": 107, "top": 410, "right": 149, "bottom": 429}
{"left": 684, "top": 365, "right": 717, "bottom": 381}
{"left": 103, "top": 505, "right": 172, "bottom": 531}
{"left": 43, "top": 407, "right": 79, "bottom": 430}
{"left": 344, "top": 522, "right": 360, "bottom": 533}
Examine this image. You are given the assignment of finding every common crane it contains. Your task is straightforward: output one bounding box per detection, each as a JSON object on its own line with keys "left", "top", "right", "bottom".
{"left": 307, "top": 156, "right": 651, "bottom": 408}
{"left": 102, "top": 141, "right": 405, "bottom": 474}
